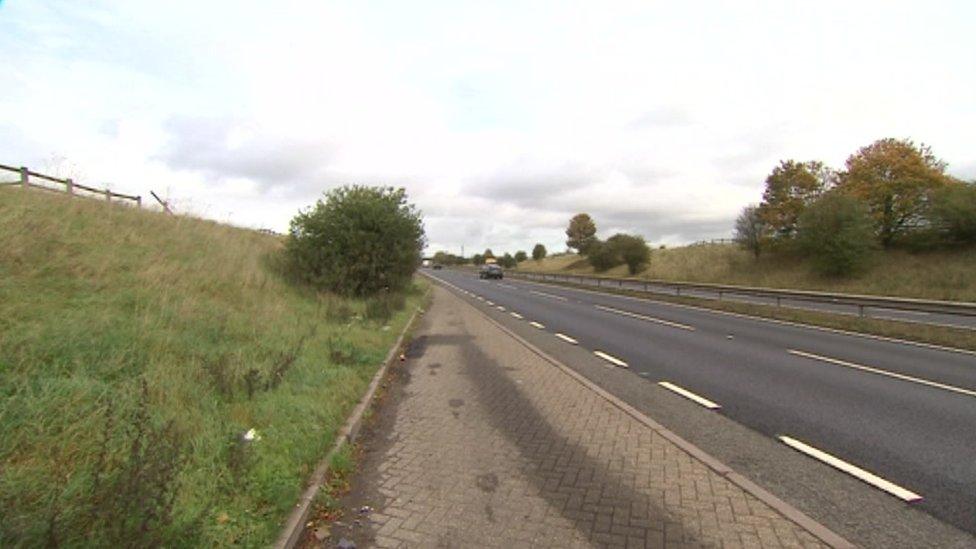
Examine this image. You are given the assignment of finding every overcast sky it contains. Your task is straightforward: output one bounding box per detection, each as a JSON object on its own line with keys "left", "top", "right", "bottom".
{"left": 2, "top": 1, "right": 974, "bottom": 255}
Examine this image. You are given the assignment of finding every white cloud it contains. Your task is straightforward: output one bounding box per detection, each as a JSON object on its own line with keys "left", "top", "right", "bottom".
{"left": 1, "top": 0, "right": 974, "bottom": 254}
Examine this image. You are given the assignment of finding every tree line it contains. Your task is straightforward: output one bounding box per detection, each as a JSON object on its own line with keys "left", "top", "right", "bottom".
{"left": 734, "top": 137, "right": 976, "bottom": 275}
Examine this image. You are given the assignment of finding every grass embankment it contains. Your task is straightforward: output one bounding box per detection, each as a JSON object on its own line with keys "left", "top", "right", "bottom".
{"left": 519, "top": 245, "right": 976, "bottom": 302}
{"left": 0, "top": 189, "right": 427, "bottom": 546}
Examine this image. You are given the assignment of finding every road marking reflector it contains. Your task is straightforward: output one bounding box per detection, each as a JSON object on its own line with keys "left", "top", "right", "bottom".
{"left": 778, "top": 435, "right": 923, "bottom": 502}
{"left": 529, "top": 289, "right": 569, "bottom": 301}
{"left": 788, "top": 349, "right": 976, "bottom": 399}
{"left": 555, "top": 333, "right": 578, "bottom": 345}
{"left": 594, "top": 350, "right": 628, "bottom": 368}
{"left": 657, "top": 382, "right": 721, "bottom": 409}
{"left": 529, "top": 321, "right": 545, "bottom": 329}
{"left": 510, "top": 312, "right": 523, "bottom": 319}
{"left": 594, "top": 305, "right": 695, "bottom": 331}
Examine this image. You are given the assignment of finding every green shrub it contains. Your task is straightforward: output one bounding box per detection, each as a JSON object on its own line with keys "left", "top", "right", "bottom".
{"left": 531, "top": 243, "right": 547, "bottom": 260}
{"left": 797, "top": 193, "right": 877, "bottom": 276}
{"left": 285, "top": 186, "right": 425, "bottom": 296}
{"left": 586, "top": 234, "right": 650, "bottom": 274}
{"left": 928, "top": 182, "right": 976, "bottom": 245}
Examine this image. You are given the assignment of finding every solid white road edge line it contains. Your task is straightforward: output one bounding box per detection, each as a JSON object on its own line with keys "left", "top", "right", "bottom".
{"left": 510, "top": 312, "right": 524, "bottom": 319}
{"left": 779, "top": 435, "right": 923, "bottom": 503}
{"left": 594, "top": 304, "right": 695, "bottom": 331}
{"left": 594, "top": 350, "right": 629, "bottom": 368}
{"left": 657, "top": 382, "right": 721, "bottom": 410}
{"left": 788, "top": 349, "right": 976, "bottom": 399}
{"left": 529, "top": 289, "right": 569, "bottom": 301}
{"left": 555, "top": 333, "right": 579, "bottom": 344}
{"left": 529, "top": 321, "right": 545, "bottom": 329}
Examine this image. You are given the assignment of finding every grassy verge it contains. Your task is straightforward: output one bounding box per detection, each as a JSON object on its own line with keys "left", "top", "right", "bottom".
{"left": 512, "top": 277, "right": 976, "bottom": 353}
{"left": 0, "top": 188, "right": 429, "bottom": 547}
{"left": 518, "top": 245, "right": 976, "bottom": 302}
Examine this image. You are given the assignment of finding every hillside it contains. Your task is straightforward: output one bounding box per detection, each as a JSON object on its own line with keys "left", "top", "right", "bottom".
{"left": 0, "top": 189, "right": 425, "bottom": 546}
{"left": 518, "top": 244, "right": 976, "bottom": 302}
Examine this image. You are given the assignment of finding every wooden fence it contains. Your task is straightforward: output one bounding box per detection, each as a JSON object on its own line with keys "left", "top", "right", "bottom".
{"left": 0, "top": 163, "right": 142, "bottom": 207}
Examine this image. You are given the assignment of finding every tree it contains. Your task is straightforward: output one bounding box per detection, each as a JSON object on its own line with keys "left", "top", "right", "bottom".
{"left": 514, "top": 250, "right": 528, "bottom": 263}
{"left": 285, "top": 185, "right": 425, "bottom": 295}
{"left": 927, "top": 181, "right": 976, "bottom": 245}
{"left": 758, "top": 160, "right": 830, "bottom": 239}
{"left": 797, "top": 193, "right": 876, "bottom": 276}
{"left": 483, "top": 248, "right": 494, "bottom": 259}
{"left": 498, "top": 253, "right": 517, "bottom": 268}
{"left": 835, "top": 138, "right": 952, "bottom": 247}
{"left": 472, "top": 253, "right": 485, "bottom": 265}
{"left": 733, "top": 205, "right": 769, "bottom": 258}
{"left": 565, "top": 213, "right": 598, "bottom": 255}
{"left": 607, "top": 234, "right": 650, "bottom": 275}
{"left": 531, "top": 243, "right": 547, "bottom": 260}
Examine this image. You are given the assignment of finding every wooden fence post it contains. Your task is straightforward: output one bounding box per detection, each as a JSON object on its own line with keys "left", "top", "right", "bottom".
{"left": 20, "top": 167, "right": 28, "bottom": 190}
{"left": 66, "top": 178, "right": 74, "bottom": 195}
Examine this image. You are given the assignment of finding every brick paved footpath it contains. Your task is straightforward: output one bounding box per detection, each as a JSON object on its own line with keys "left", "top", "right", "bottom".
{"left": 322, "top": 285, "right": 831, "bottom": 548}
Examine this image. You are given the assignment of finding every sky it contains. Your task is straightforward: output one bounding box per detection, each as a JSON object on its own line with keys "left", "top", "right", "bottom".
{"left": 2, "top": 1, "right": 974, "bottom": 255}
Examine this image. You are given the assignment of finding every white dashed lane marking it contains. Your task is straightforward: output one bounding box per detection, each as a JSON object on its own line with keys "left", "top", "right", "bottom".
{"left": 594, "top": 350, "right": 629, "bottom": 368}
{"left": 555, "top": 333, "right": 578, "bottom": 345}
{"left": 657, "top": 382, "right": 721, "bottom": 410}
{"left": 779, "top": 435, "right": 923, "bottom": 502}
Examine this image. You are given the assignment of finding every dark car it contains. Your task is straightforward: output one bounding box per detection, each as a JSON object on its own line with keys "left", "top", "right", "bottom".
{"left": 479, "top": 264, "right": 503, "bottom": 279}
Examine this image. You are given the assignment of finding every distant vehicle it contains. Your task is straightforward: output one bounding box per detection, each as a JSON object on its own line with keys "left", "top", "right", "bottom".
{"left": 479, "top": 264, "right": 503, "bottom": 279}
{"left": 432, "top": 264, "right": 443, "bottom": 270}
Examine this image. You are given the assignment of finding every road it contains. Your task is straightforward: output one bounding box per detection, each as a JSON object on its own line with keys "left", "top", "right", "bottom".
{"left": 513, "top": 271, "right": 976, "bottom": 330}
{"left": 423, "top": 268, "right": 976, "bottom": 542}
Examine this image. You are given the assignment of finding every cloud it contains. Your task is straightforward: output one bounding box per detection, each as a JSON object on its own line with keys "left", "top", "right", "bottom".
{"left": 156, "top": 116, "right": 337, "bottom": 194}
{"left": 626, "top": 107, "right": 692, "bottom": 130}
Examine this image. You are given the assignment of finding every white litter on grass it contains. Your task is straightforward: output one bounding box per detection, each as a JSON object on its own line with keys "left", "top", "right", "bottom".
{"left": 243, "top": 428, "right": 262, "bottom": 442}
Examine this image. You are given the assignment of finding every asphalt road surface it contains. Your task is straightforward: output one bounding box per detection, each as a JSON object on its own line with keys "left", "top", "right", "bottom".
{"left": 514, "top": 272, "right": 976, "bottom": 330}
{"left": 423, "top": 268, "right": 976, "bottom": 542}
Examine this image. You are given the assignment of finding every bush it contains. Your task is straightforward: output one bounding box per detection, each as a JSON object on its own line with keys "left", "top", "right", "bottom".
{"left": 497, "top": 253, "right": 517, "bottom": 268}
{"left": 587, "top": 234, "right": 651, "bottom": 274}
{"left": 284, "top": 186, "right": 425, "bottom": 296}
{"left": 610, "top": 234, "right": 650, "bottom": 274}
{"left": 928, "top": 182, "right": 976, "bottom": 245}
{"left": 797, "top": 193, "right": 876, "bottom": 276}
{"left": 364, "top": 291, "right": 406, "bottom": 323}
{"left": 514, "top": 250, "right": 527, "bottom": 263}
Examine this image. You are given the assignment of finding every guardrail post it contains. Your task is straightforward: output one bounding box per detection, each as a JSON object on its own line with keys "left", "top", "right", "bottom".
{"left": 618, "top": 279, "right": 622, "bottom": 287}
{"left": 643, "top": 282, "right": 648, "bottom": 292}
{"left": 719, "top": 290, "right": 723, "bottom": 300}
{"left": 597, "top": 279, "right": 601, "bottom": 287}
{"left": 776, "top": 296, "right": 781, "bottom": 307}
{"left": 105, "top": 188, "right": 111, "bottom": 203}
{"left": 858, "top": 304, "right": 865, "bottom": 317}
{"left": 66, "top": 178, "right": 74, "bottom": 195}
{"left": 136, "top": 196, "right": 142, "bottom": 208}
{"left": 20, "top": 167, "right": 28, "bottom": 190}
{"left": 676, "top": 287, "right": 681, "bottom": 296}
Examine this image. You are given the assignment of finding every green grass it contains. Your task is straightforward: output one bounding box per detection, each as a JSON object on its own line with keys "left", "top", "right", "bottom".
{"left": 0, "top": 188, "right": 427, "bottom": 547}
{"left": 519, "top": 244, "right": 976, "bottom": 302}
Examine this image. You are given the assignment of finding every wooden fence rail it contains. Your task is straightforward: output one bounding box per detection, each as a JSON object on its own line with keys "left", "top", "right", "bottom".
{"left": 0, "top": 162, "right": 141, "bottom": 207}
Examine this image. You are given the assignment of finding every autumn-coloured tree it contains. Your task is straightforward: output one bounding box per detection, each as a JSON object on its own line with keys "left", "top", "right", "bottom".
{"left": 758, "top": 160, "right": 830, "bottom": 238}
{"left": 565, "top": 213, "right": 598, "bottom": 255}
{"left": 835, "top": 138, "right": 951, "bottom": 247}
